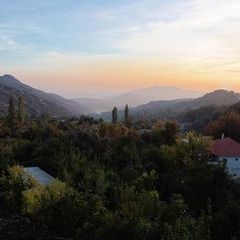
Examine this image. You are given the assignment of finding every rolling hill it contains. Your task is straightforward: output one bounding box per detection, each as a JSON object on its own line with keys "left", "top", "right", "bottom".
{"left": 134, "top": 89, "right": 240, "bottom": 113}
{"left": 0, "top": 74, "right": 91, "bottom": 117}
{"left": 98, "top": 89, "right": 240, "bottom": 121}
{"left": 73, "top": 86, "right": 203, "bottom": 113}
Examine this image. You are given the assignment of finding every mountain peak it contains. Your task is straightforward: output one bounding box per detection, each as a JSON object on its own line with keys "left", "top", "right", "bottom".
{"left": 0, "top": 74, "right": 90, "bottom": 117}
{"left": 0, "top": 74, "right": 22, "bottom": 87}
{"left": 201, "top": 89, "right": 239, "bottom": 98}
{"left": 1, "top": 74, "right": 20, "bottom": 81}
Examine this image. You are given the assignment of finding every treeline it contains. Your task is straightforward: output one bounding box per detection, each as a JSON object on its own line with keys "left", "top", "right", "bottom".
{"left": 0, "top": 99, "right": 240, "bottom": 239}
{"left": 111, "top": 104, "right": 132, "bottom": 127}
{"left": 106, "top": 101, "right": 240, "bottom": 135}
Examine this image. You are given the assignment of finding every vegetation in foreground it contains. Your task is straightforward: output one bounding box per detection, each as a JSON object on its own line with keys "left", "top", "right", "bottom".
{"left": 1, "top": 99, "right": 240, "bottom": 240}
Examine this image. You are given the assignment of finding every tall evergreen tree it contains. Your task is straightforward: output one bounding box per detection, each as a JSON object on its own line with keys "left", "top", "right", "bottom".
{"left": 112, "top": 106, "right": 118, "bottom": 124}
{"left": 124, "top": 104, "right": 130, "bottom": 127}
{"left": 8, "top": 96, "right": 15, "bottom": 128}
{"left": 18, "top": 96, "right": 25, "bottom": 125}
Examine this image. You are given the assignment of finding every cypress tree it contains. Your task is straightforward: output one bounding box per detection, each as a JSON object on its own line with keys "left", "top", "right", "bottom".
{"left": 124, "top": 104, "right": 129, "bottom": 126}
{"left": 18, "top": 96, "right": 25, "bottom": 125}
{"left": 8, "top": 96, "right": 15, "bottom": 128}
{"left": 112, "top": 106, "right": 118, "bottom": 124}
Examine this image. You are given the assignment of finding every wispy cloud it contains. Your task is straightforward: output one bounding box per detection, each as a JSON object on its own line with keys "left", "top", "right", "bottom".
{"left": 1, "top": 0, "right": 240, "bottom": 95}
{"left": 0, "top": 35, "right": 18, "bottom": 50}
{"left": 114, "top": 1, "right": 240, "bottom": 53}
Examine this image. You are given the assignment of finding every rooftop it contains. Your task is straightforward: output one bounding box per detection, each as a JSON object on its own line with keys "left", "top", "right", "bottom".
{"left": 24, "top": 167, "right": 55, "bottom": 185}
{"left": 211, "top": 137, "right": 240, "bottom": 157}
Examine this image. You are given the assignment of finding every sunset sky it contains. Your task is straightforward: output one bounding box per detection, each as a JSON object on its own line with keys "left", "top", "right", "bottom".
{"left": 1, "top": 0, "right": 240, "bottom": 97}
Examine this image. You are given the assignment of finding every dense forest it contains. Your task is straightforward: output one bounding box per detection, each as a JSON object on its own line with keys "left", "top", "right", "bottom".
{"left": 1, "top": 98, "right": 240, "bottom": 240}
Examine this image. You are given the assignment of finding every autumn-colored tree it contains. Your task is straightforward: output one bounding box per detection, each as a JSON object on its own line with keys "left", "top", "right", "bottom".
{"left": 164, "top": 121, "right": 179, "bottom": 145}
{"left": 205, "top": 112, "right": 240, "bottom": 142}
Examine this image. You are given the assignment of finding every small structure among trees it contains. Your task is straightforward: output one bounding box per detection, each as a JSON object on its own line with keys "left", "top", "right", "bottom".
{"left": 24, "top": 167, "right": 55, "bottom": 185}
{"left": 210, "top": 136, "right": 240, "bottom": 177}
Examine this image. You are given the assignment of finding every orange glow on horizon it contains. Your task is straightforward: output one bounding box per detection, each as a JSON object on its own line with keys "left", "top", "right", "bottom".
{"left": 3, "top": 55, "right": 240, "bottom": 97}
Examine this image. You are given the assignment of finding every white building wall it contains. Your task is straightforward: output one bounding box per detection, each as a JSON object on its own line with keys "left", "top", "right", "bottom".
{"left": 219, "top": 156, "right": 240, "bottom": 177}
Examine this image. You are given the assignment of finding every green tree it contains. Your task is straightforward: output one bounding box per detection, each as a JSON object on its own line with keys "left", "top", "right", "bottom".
{"left": 18, "top": 96, "right": 26, "bottom": 125}
{"left": 176, "top": 132, "right": 211, "bottom": 164}
{"left": 22, "top": 180, "right": 87, "bottom": 238}
{"left": 124, "top": 104, "right": 130, "bottom": 127}
{"left": 8, "top": 96, "right": 15, "bottom": 129}
{"left": 0, "top": 215, "right": 49, "bottom": 240}
{"left": 0, "top": 165, "right": 37, "bottom": 213}
{"left": 112, "top": 106, "right": 118, "bottom": 124}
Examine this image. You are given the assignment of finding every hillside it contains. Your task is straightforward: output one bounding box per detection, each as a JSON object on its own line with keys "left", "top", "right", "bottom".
{"left": 131, "top": 89, "right": 240, "bottom": 118}
{"left": 74, "top": 86, "right": 203, "bottom": 113}
{"left": 98, "top": 89, "right": 240, "bottom": 122}
{"left": 0, "top": 75, "right": 90, "bottom": 117}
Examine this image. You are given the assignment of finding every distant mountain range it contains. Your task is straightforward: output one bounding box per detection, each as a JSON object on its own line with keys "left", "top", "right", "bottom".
{"left": 98, "top": 89, "right": 240, "bottom": 121}
{"left": 134, "top": 89, "right": 240, "bottom": 113}
{"left": 1, "top": 74, "right": 240, "bottom": 123}
{"left": 0, "top": 75, "right": 90, "bottom": 117}
{"left": 73, "top": 86, "right": 204, "bottom": 113}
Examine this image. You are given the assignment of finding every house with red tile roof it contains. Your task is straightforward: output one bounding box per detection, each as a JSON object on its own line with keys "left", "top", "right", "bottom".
{"left": 211, "top": 137, "right": 240, "bottom": 177}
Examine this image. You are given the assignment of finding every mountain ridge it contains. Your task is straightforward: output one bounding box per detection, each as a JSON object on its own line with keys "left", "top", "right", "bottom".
{"left": 74, "top": 85, "right": 204, "bottom": 113}
{"left": 97, "top": 89, "right": 240, "bottom": 121}
{"left": 0, "top": 75, "right": 91, "bottom": 117}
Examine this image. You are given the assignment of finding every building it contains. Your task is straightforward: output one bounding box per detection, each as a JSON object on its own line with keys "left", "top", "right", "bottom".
{"left": 210, "top": 137, "right": 240, "bottom": 177}
{"left": 24, "top": 167, "right": 55, "bottom": 185}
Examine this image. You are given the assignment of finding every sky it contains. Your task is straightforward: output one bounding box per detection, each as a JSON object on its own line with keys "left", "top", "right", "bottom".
{"left": 1, "top": 0, "right": 240, "bottom": 98}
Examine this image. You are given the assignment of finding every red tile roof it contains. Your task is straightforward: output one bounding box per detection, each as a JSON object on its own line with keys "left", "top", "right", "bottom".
{"left": 212, "top": 137, "right": 240, "bottom": 157}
